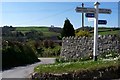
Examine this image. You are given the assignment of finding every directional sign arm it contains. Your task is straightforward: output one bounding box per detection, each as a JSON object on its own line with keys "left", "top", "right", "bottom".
{"left": 99, "top": 8, "right": 112, "bottom": 14}
{"left": 98, "top": 20, "right": 107, "bottom": 25}
{"left": 75, "top": 7, "right": 112, "bottom": 14}
{"left": 85, "top": 13, "right": 95, "bottom": 18}
{"left": 75, "top": 7, "right": 95, "bottom": 13}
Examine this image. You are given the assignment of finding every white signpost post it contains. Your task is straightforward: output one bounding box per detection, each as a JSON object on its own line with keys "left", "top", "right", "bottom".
{"left": 93, "top": 2, "right": 99, "bottom": 61}
{"left": 75, "top": 2, "right": 112, "bottom": 61}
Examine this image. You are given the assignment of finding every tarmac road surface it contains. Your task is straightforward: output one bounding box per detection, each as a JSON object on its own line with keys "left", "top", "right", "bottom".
{"left": 2, "top": 58, "right": 56, "bottom": 79}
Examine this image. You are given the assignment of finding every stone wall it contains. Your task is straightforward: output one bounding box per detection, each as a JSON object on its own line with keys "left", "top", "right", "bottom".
{"left": 60, "top": 35, "right": 120, "bottom": 59}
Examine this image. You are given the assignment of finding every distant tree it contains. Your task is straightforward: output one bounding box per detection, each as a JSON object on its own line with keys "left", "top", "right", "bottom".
{"left": 48, "top": 40, "right": 54, "bottom": 48}
{"left": 61, "top": 18, "right": 75, "bottom": 37}
{"left": 2, "top": 25, "right": 15, "bottom": 37}
{"left": 10, "top": 25, "right": 12, "bottom": 28}
{"left": 16, "top": 31, "right": 24, "bottom": 37}
{"left": 43, "top": 40, "right": 49, "bottom": 48}
{"left": 25, "top": 30, "right": 43, "bottom": 40}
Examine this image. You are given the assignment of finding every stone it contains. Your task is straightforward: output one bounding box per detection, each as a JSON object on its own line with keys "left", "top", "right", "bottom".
{"left": 62, "top": 37, "right": 65, "bottom": 40}
{"left": 60, "top": 35, "right": 119, "bottom": 59}
{"left": 31, "top": 72, "right": 40, "bottom": 79}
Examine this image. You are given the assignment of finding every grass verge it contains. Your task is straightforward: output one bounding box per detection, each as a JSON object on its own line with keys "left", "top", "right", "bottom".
{"left": 34, "top": 60, "right": 120, "bottom": 74}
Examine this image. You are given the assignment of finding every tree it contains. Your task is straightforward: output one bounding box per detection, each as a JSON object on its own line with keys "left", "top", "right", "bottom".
{"left": 25, "top": 30, "right": 43, "bottom": 40}
{"left": 61, "top": 18, "right": 75, "bottom": 37}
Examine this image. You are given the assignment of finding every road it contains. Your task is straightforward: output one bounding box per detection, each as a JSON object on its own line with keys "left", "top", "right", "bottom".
{"left": 2, "top": 58, "right": 56, "bottom": 79}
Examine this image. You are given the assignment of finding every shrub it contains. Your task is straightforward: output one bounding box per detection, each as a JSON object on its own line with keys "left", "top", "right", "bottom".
{"left": 41, "top": 45, "right": 61, "bottom": 57}
{"left": 98, "top": 51, "right": 119, "bottom": 59}
{"left": 25, "top": 40, "right": 60, "bottom": 57}
{"left": 43, "top": 40, "right": 49, "bottom": 48}
{"left": 48, "top": 40, "right": 55, "bottom": 48}
{"left": 75, "top": 30, "right": 90, "bottom": 37}
{"left": 43, "top": 40, "right": 55, "bottom": 48}
{"left": 26, "top": 40, "right": 44, "bottom": 57}
{"left": 25, "top": 30, "right": 43, "bottom": 40}
{"left": 57, "top": 36, "right": 62, "bottom": 40}
{"left": 2, "top": 41, "right": 39, "bottom": 70}
{"left": 36, "top": 48, "right": 44, "bottom": 57}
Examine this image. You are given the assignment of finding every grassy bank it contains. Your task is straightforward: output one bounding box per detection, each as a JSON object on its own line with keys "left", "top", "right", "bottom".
{"left": 34, "top": 60, "right": 120, "bottom": 74}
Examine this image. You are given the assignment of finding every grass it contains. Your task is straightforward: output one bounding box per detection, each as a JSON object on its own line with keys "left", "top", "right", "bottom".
{"left": 34, "top": 60, "right": 120, "bottom": 74}
{"left": 15, "top": 27, "right": 119, "bottom": 37}
{"left": 43, "top": 32, "right": 60, "bottom": 37}
{"left": 16, "top": 26, "right": 49, "bottom": 32}
{"left": 98, "top": 30, "right": 120, "bottom": 35}
{"left": 90, "top": 29, "right": 119, "bottom": 35}
{"left": 15, "top": 27, "right": 61, "bottom": 37}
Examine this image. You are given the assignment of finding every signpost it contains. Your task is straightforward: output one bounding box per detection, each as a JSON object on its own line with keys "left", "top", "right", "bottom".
{"left": 76, "top": 7, "right": 95, "bottom": 13}
{"left": 76, "top": 7, "right": 112, "bottom": 14}
{"left": 75, "top": 2, "right": 112, "bottom": 61}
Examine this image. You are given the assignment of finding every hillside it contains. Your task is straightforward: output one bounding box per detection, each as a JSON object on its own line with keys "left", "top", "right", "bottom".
{"left": 76, "top": 27, "right": 120, "bottom": 35}
{"left": 15, "top": 26, "right": 62, "bottom": 38}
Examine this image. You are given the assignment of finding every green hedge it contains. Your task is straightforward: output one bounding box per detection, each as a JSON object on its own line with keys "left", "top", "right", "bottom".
{"left": 2, "top": 40, "right": 40, "bottom": 70}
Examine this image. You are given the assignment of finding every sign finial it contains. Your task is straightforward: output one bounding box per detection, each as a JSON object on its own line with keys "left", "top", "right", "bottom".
{"left": 94, "top": 2, "right": 100, "bottom": 6}
{"left": 82, "top": 3, "right": 84, "bottom": 6}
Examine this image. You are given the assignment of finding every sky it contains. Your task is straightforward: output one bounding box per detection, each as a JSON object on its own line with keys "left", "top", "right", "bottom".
{"left": 1, "top": 2, "right": 119, "bottom": 29}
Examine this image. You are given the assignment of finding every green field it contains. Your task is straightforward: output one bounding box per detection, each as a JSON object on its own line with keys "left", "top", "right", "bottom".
{"left": 90, "top": 28, "right": 120, "bottom": 35}
{"left": 16, "top": 26, "right": 49, "bottom": 32}
{"left": 98, "top": 30, "right": 119, "bottom": 35}
{"left": 15, "top": 26, "right": 61, "bottom": 37}
{"left": 15, "top": 27, "right": 119, "bottom": 37}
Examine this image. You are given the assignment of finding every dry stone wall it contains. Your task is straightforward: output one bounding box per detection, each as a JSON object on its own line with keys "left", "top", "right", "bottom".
{"left": 60, "top": 35, "right": 120, "bottom": 59}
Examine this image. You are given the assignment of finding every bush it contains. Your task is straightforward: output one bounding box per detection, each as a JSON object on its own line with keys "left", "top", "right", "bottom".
{"left": 98, "top": 51, "right": 119, "bottom": 59}
{"left": 25, "top": 40, "right": 61, "bottom": 57}
{"left": 41, "top": 45, "right": 61, "bottom": 57}
{"left": 75, "top": 30, "right": 90, "bottom": 37}
{"left": 57, "top": 36, "right": 62, "bottom": 40}
{"left": 43, "top": 40, "right": 55, "bottom": 48}
{"left": 43, "top": 40, "right": 49, "bottom": 48}
{"left": 25, "top": 40, "right": 44, "bottom": 57}
{"left": 25, "top": 30, "right": 43, "bottom": 40}
{"left": 2, "top": 41, "right": 39, "bottom": 70}
{"left": 48, "top": 40, "right": 55, "bottom": 48}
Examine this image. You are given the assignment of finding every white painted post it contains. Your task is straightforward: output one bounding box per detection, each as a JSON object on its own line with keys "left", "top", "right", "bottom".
{"left": 93, "top": 2, "right": 100, "bottom": 61}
